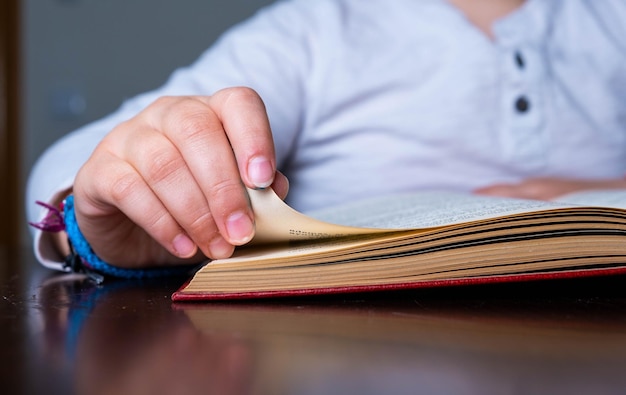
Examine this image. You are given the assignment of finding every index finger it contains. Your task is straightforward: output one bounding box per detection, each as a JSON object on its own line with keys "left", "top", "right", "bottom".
{"left": 199, "top": 87, "right": 277, "bottom": 189}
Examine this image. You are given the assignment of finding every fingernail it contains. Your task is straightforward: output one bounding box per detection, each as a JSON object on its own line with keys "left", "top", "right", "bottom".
{"left": 248, "top": 156, "right": 273, "bottom": 189}
{"left": 173, "top": 233, "right": 196, "bottom": 258}
{"left": 209, "top": 236, "right": 235, "bottom": 259}
{"left": 226, "top": 211, "right": 254, "bottom": 244}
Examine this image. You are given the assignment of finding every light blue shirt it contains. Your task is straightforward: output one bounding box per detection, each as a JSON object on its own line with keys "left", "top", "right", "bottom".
{"left": 28, "top": 0, "right": 626, "bottom": 268}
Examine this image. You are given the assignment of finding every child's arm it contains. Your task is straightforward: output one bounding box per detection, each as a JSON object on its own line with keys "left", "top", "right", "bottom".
{"left": 474, "top": 177, "right": 626, "bottom": 201}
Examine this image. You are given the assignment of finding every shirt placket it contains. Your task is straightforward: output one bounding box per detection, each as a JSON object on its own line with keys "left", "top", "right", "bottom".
{"left": 493, "top": 5, "right": 549, "bottom": 174}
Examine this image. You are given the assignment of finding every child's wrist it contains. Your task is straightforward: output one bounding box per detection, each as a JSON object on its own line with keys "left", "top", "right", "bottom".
{"left": 31, "top": 194, "right": 195, "bottom": 282}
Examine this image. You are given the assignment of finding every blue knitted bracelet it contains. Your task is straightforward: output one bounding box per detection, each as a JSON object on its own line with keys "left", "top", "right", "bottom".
{"left": 63, "top": 195, "right": 193, "bottom": 280}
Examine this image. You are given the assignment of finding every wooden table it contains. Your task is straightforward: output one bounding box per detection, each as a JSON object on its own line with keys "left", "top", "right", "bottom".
{"left": 2, "top": 246, "right": 626, "bottom": 395}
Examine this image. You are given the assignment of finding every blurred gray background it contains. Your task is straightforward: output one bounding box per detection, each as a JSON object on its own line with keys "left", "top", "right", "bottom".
{"left": 20, "top": 0, "right": 276, "bottom": 245}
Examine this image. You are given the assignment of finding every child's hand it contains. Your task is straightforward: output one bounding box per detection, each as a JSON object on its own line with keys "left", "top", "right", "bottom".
{"left": 72, "top": 87, "right": 289, "bottom": 268}
{"left": 474, "top": 177, "right": 626, "bottom": 201}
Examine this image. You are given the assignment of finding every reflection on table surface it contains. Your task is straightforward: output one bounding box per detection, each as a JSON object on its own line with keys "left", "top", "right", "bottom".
{"left": 2, "top": 247, "right": 626, "bottom": 395}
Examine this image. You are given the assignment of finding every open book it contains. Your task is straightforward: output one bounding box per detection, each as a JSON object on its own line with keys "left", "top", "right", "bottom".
{"left": 172, "top": 188, "right": 626, "bottom": 301}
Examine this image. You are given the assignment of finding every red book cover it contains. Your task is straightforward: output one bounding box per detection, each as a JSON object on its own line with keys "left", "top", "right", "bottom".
{"left": 172, "top": 266, "right": 626, "bottom": 301}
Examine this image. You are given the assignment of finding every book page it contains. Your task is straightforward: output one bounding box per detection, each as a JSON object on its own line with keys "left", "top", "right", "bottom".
{"left": 248, "top": 188, "right": 571, "bottom": 244}
{"left": 553, "top": 189, "right": 626, "bottom": 209}
{"left": 248, "top": 188, "right": 391, "bottom": 244}
{"left": 307, "top": 190, "right": 571, "bottom": 228}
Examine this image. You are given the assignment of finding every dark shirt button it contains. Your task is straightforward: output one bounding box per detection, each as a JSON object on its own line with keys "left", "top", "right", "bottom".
{"left": 515, "top": 96, "right": 530, "bottom": 113}
{"left": 515, "top": 51, "right": 525, "bottom": 69}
